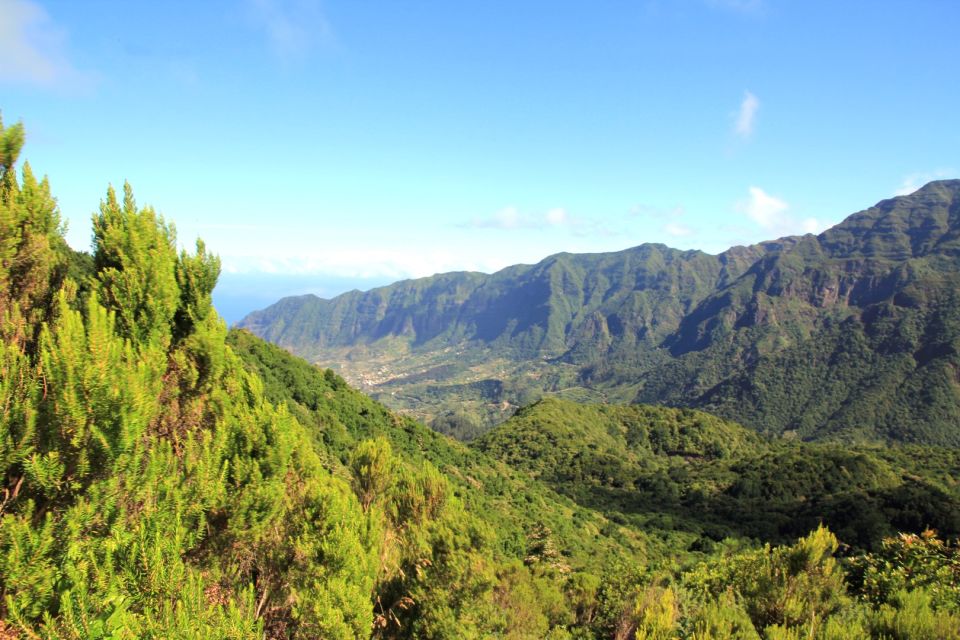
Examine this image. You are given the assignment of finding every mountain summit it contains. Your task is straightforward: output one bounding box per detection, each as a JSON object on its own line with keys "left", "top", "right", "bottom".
{"left": 240, "top": 181, "right": 960, "bottom": 444}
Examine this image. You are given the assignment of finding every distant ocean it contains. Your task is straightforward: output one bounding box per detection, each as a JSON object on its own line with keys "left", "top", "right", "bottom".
{"left": 213, "top": 272, "right": 393, "bottom": 326}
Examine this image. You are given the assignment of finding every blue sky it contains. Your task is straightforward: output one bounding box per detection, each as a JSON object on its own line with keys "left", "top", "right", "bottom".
{"left": 2, "top": 0, "right": 958, "bottom": 321}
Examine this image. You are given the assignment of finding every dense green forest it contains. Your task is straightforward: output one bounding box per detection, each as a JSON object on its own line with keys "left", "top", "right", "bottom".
{"left": 477, "top": 398, "right": 960, "bottom": 549}
{"left": 240, "top": 181, "right": 960, "bottom": 446}
{"left": 2, "top": 116, "right": 960, "bottom": 638}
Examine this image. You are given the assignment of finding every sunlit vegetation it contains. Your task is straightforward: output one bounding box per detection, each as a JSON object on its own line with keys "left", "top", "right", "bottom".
{"left": 477, "top": 398, "right": 960, "bottom": 549}
{"left": 2, "top": 116, "right": 959, "bottom": 638}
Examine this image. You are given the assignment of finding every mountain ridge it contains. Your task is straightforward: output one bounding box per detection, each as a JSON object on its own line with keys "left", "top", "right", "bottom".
{"left": 240, "top": 180, "right": 960, "bottom": 444}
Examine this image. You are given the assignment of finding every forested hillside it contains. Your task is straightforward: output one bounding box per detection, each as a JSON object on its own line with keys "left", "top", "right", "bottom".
{"left": 229, "top": 336, "right": 960, "bottom": 639}
{"left": 240, "top": 181, "right": 960, "bottom": 445}
{"left": 0, "top": 117, "right": 644, "bottom": 638}
{"left": 3, "top": 116, "right": 960, "bottom": 638}
{"left": 477, "top": 398, "right": 960, "bottom": 549}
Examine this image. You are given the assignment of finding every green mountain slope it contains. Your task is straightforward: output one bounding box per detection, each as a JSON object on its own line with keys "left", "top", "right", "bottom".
{"left": 6, "top": 116, "right": 960, "bottom": 639}
{"left": 225, "top": 329, "right": 653, "bottom": 568}
{"left": 636, "top": 180, "right": 960, "bottom": 443}
{"left": 236, "top": 242, "right": 776, "bottom": 434}
{"left": 475, "top": 398, "right": 960, "bottom": 550}
{"left": 239, "top": 244, "right": 754, "bottom": 358}
{"left": 240, "top": 180, "right": 960, "bottom": 444}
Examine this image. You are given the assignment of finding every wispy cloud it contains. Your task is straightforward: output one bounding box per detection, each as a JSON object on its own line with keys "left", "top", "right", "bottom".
{"left": 663, "top": 222, "right": 694, "bottom": 237}
{"left": 0, "top": 0, "right": 92, "bottom": 89}
{"left": 736, "top": 186, "right": 823, "bottom": 236}
{"left": 246, "top": 0, "right": 334, "bottom": 63}
{"left": 894, "top": 169, "right": 957, "bottom": 196}
{"left": 630, "top": 203, "right": 697, "bottom": 238}
{"left": 468, "top": 206, "right": 577, "bottom": 230}
{"left": 545, "top": 207, "right": 569, "bottom": 226}
{"left": 734, "top": 91, "right": 759, "bottom": 138}
{"left": 222, "top": 247, "right": 513, "bottom": 280}
{"left": 629, "top": 204, "right": 686, "bottom": 220}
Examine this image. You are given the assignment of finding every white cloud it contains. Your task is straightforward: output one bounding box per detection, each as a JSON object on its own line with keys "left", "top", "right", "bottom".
{"left": 734, "top": 91, "right": 759, "bottom": 138}
{"left": 246, "top": 0, "right": 334, "bottom": 63}
{"left": 470, "top": 206, "right": 521, "bottom": 229}
{"left": 0, "top": 0, "right": 90, "bottom": 88}
{"left": 627, "top": 203, "right": 698, "bottom": 240}
{"left": 663, "top": 222, "right": 694, "bottom": 237}
{"left": 739, "top": 186, "right": 787, "bottom": 229}
{"left": 736, "top": 186, "right": 824, "bottom": 236}
{"left": 469, "top": 206, "right": 577, "bottom": 230}
{"left": 545, "top": 208, "right": 569, "bottom": 226}
{"left": 801, "top": 217, "right": 826, "bottom": 234}
{"left": 894, "top": 169, "right": 957, "bottom": 196}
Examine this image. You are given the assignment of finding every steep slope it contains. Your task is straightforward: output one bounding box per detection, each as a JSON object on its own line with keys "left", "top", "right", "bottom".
{"left": 635, "top": 180, "right": 960, "bottom": 443}
{"left": 241, "top": 181, "right": 960, "bottom": 444}
{"left": 238, "top": 243, "right": 776, "bottom": 432}
{"left": 240, "top": 243, "right": 763, "bottom": 359}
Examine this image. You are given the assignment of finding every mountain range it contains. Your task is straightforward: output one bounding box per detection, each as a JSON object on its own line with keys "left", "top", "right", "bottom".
{"left": 240, "top": 180, "right": 960, "bottom": 445}
{"left": 5, "top": 110, "right": 960, "bottom": 637}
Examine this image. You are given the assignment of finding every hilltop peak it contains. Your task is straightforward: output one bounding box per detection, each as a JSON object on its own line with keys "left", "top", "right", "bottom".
{"left": 903, "top": 178, "right": 960, "bottom": 196}
{"left": 815, "top": 179, "right": 960, "bottom": 260}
